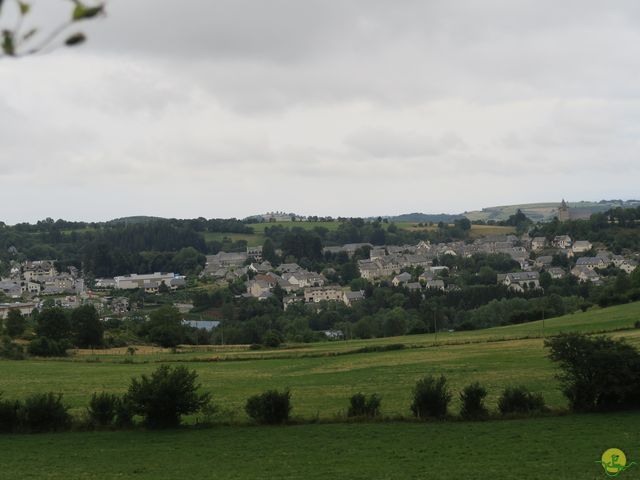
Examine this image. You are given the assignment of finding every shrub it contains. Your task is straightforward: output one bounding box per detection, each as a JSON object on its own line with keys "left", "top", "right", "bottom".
{"left": 410, "top": 375, "right": 451, "bottom": 419}
{"left": 459, "top": 382, "right": 489, "bottom": 420}
{"left": 498, "top": 386, "right": 546, "bottom": 415}
{"left": 125, "top": 365, "right": 210, "bottom": 428}
{"left": 27, "top": 337, "right": 69, "bottom": 357}
{"left": 19, "top": 393, "right": 71, "bottom": 432}
{"left": 347, "top": 393, "right": 381, "bottom": 418}
{"left": 262, "top": 330, "right": 282, "bottom": 348}
{"left": 88, "top": 392, "right": 119, "bottom": 426}
{"left": 114, "top": 397, "right": 135, "bottom": 428}
{"left": 245, "top": 389, "right": 291, "bottom": 424}
{"left": 546, "top": 333, "right": 640, "bottom": 412}
{"left": 0, "top": 394, "right": 21, "bottom": 433}
{"left": 0, "top": 337, "right": 25, "bottom": 360}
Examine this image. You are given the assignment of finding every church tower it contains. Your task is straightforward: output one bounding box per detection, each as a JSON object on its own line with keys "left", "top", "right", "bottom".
{"left": 557, "top": 199, "right": 570, "bottom": 222}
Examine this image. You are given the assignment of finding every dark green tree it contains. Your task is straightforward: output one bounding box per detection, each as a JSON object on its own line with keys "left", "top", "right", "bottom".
{"left": 4, "top": 309, "right": 26, "bottom": 338}
{"left": 36, "top": 308, "right": 71, "bottom": 341}
{"left": 125, "top": 365, "right": 210, "bottom": 428}
{"left": 147, "top": 305, "right": 185, "bottom": 348}
{"left": 71, "top": 305, "right": 103, "bottom": 348}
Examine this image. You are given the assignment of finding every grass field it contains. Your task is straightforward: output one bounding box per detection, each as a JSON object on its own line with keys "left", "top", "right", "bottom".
{"left": 1, "top": 413, "right": 639, "bottom": 479}
{"left": 203, "top": 222, "right": 516, "bottom": 246}
{"left": 2, "top": 303, "right": 640, "bottom": 420}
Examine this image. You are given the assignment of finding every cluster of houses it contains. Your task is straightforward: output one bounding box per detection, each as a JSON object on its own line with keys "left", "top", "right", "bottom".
{"left": 205, "top": 232, "right": 639, "bottom": 307}
{"left": 94, "top": 272, "right": 186, "bottom": 294}
{"left": 0, "top": 260, "right": 84, "bottom": 299}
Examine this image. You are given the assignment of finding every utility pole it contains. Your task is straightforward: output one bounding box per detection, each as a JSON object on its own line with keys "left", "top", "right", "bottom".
{"left": 434, "top": 309, "right": 438, "bottom": 345}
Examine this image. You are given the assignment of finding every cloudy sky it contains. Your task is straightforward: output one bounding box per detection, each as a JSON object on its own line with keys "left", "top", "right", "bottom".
{"left": 1, "top": 0, "right": 639, "bottom": 224}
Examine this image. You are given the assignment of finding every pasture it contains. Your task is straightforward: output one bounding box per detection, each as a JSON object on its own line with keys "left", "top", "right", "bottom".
{"left": 1, "top": 302, "right": 639, "bottom": 420}
{"left": 1, "top": 414, "right": 639, "bottom": 479}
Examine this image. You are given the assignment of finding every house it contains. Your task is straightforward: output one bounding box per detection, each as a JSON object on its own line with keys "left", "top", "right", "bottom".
{"left": 546, "top": 267, "right": 566, "bottom": 279}
{"left": 534, "top": 256, "right": 553, "bottom": 269}
{"left": 429, "top": 266, "right": 449, "bottom": 275}
{"left": 498, "top": 272, "right": 541, "bottom": 292}
{"left": 553, "top": 235, "right": 572, "bottom": 249}
{"left": 405, "top": 282, "right": 422, "bottom": 291}
{"left": 111, "top": 297, "right": 130, "bottom": 315}
{"left": 531, "top": 237, "right": 547, "bottom": 251}
{"left": 418, "top": 272, "right": 435, "bottom": 283}
{"left": 571, "top": 266, "right": 601, "bottom": 283}
{"left": 620, "top": 260, "right": 638, "bottom": 274}
{"left": 277, "top": 263, "right": 303, "bottom": 274}
{"left": 205, "top": 252, "right": 248, "bottom": 270}
{"left": 343, "top": 290, "right": 365, "bottom": 306}
{"left": 246, "top": 246, "right": 263, "bottom": 262}
{"left": 283, "top": 271, "right": 325, "bottom": 288}
{"left": 303, "top": 286, "right": 343, "bottom": 304}
{"left": 248, "top": 261, "right": 272, "bottom": 274}
{"left": 94, "top": 278, "right": 116, "bottom": 289}
{"left": 392, "top": 272, "right": 412, "bottom": 286}
{"left": 247, "top": 277, "right": 276, "bottom": 298}
{"left": 572, "top": 240, "right": 592, "bottom": 254}
{"left": 0, "top": 302, "right": 36, "bottom": 319}
{"left": 0, "top": 280, "right": 22, "bottom": 298}
{"left": 426, "top": 279, "right": 445, "bottom": 291}
{"left": 575, "top": 257, "right": 606, "bottom": 270}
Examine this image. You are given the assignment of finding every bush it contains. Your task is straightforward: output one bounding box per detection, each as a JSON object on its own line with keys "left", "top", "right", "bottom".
{"left": 459, "top": 382, "right": 489, "bottom": 420}
{"left": 498, "top": 386, "right": 546, "bottom": 415}
{"left": 545, "top": 333, "right": 640, "bottom": 412}
{"left": 410, "top": 375, "right": 451, "bottom": 419}
{"left": 245, "top": 389, "right": 291, "bottom": 424}
{"left": 347, "top": 393, "right": 381, "bottom": 418}
{"left": 125, "top": 365, "right": 210, "bottom": 428}
{"left": 0, "top": 337, "right": 25, "bottom": 360}
{"left": 88, "top": 392, "right": 119, "bottom": 426}
{"left": 262, "top": 330, "right": 282, "bottom": 348}
{"left": 19, "top": 393, "right": 71, "bottom": 432}
{"left": 27, "top": 337, "right": 69, "bottom": 357}
{"left": 114, "top": 397, "right": 135, "bottom": 428}
{"left": 0, "top": 394, "right": 21, "bottom": 433}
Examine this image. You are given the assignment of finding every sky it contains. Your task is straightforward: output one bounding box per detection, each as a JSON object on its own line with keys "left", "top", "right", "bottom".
{"left": 1, "top": 0, "right": 639, "bottom": 224}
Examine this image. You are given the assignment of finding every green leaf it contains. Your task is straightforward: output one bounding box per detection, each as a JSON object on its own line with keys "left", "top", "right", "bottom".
{"left": 17, "top": 1, "right": 30, "bottom": 15}
{"left": 1, "top": 30, "right": 15, "bottom": 56}
{"left": 64, "top": 32, "right": 86, "bottom": 46}
{"left": 72, "top": 4, "right": 104, "bottom": 21}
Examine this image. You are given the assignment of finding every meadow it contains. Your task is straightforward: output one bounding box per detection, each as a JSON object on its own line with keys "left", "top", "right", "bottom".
{"left": 1, "top": 302, "right": 639, "bottom": 420}
{"left": 1, "top": 414, "right": 639, "bottom": 479}
{"left": 203, "top": 222, "right": 515, "bottom": 247}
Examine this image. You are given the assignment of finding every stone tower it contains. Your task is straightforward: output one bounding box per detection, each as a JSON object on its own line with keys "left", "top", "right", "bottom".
{"left": 557, "top": 199, "right": 570, "bottom": 222}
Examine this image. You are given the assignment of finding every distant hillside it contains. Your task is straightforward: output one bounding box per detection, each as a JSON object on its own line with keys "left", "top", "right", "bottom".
{"left": 383, "top": 213, "right": 464, "bottom": 223}
{"left": 107, "top": 216, "right": 165, "bottom": 225}
{"left": 464, "top": 200, "right": 640, "bottom": 222}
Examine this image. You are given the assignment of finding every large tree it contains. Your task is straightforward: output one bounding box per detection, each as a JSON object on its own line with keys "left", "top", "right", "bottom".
{"left": 71, "top": 305, "right": 103, "bottom": 347}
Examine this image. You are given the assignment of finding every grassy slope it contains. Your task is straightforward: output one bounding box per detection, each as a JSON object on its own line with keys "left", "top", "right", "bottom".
{"left": 1, "top": 303, "right": 640, "bottom": 419}
{"left": 2, "top": 414, "right": 639, "bottom": 479}
{"left": 203, "top": 222, "right": 515, "bottom": 246}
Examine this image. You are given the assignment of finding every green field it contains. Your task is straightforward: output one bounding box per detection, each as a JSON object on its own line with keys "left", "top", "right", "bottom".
{"left": 203, "top": 222, "right": 515, "bottom": 247}
{"left": 2, "top": 303, "right": 640, "bottom": 479}
{"left": 2, "top": 414, "right": 639, "bottom": 479}
{"left": 2, "top": 302, "right": 640, "bottom": 421}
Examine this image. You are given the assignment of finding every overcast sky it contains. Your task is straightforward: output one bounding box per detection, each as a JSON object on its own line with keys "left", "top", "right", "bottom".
{"left": 1, "top": 0, "right": 639, "bottom": 224}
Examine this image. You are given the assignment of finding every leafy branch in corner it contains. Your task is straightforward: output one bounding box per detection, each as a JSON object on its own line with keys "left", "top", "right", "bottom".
{"left": 0, "top": 0, "right": 105, "bottom": 58}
